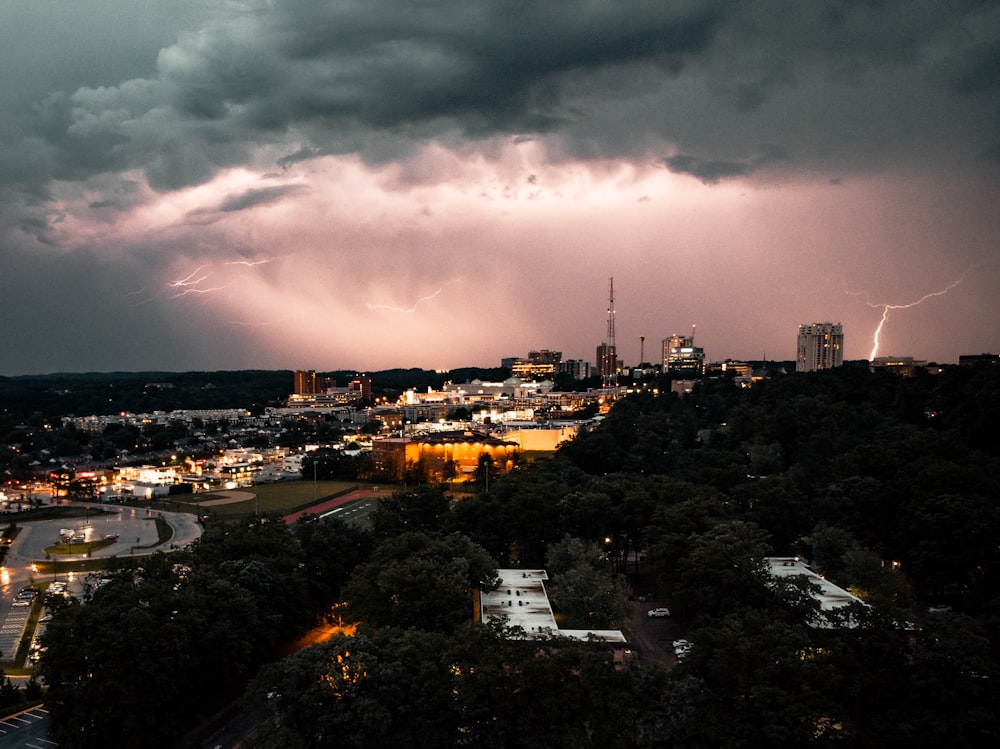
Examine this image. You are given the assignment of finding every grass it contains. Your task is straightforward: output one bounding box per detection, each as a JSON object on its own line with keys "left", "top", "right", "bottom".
{"left": 153, "top": 479, "right": 362, "bottom": 519}
{"left": 43, "top": 538, "right": 116, "bottom": 556}
{"left": 1, "top": 505, "right": 113, "bottom": 524}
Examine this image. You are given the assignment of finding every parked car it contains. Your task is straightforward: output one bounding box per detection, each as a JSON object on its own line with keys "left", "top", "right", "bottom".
{"left": 647, "top": 607, "right": 671, "bottom": 618}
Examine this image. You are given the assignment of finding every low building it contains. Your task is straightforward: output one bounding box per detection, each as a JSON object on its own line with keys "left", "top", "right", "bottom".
{"left": 370, "top": 430, "right": 519, "bottom": 483}
{"left": 958, "top": 353, "right": 999, "bottom": 367}
{"left": 766, "top": 557, "right": 867, "bottom": 628}
{"left": 871, "top": 356, "right": 927, "bottom": 376}
{"left": 479, "top": 569, "right": 626, "bottom": 644}
{"left": 500, "top": 426, "right": 579, "bottom": 452}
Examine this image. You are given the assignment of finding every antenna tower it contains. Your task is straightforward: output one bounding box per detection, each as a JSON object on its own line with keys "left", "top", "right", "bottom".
{"left": 605, "top": 278, "right": 618, "bottom": 386}
{"left": 607, "top": 278, "right": 616, "bottom": 353}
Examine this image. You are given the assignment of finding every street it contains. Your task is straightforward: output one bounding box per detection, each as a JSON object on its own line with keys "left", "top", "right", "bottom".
{"left": 1, "top": 503, "right": 203, "bottom": 619}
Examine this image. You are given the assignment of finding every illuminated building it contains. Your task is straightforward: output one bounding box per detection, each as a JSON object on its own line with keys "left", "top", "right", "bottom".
{"left": 510, "top": 350, "right": 562, "bottom": 379}
{"left": 796, "top": 323, "right": 844, "bottom": 372}
{"left": 662, "top": 333, "right": 705, "bottom": 377}
{"left": 349, "top": 376, "right": 372, "bottom": 402}
{"left": 720, "top": 360, "right": 753, "bottom": 377}
{"left": 870, "top": 356, "right": 926, "bottom": 376}
{"left": 371, "top": 430, "right": 519, "bottom": 483}
{"left": 286, "top": 376, "right": 370, "bottom": 408}
{"left": 294, "top": 370, "right": 318, "bottom": 395}
{"left": 596, "top": 343, "right": 618, "bottom": 383}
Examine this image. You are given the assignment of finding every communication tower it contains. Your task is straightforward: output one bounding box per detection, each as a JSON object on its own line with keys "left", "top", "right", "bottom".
{"left": 596, "top": 278, "right": 618, "bottom": 387}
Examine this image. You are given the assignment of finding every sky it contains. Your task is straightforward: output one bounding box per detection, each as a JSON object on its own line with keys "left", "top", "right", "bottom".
{"left": 1, "top": 0, "right": 998, "bottom": 376}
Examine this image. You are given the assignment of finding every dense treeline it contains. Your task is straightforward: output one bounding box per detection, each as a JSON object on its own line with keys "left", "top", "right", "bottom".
{"left": 0, "top": 367, "right": 512, "bottom": 422}
{"left": 40, "top": 516, "right": 372, "bottom": 749}
{"left": 39, "top": 366, "right": 1000, "bottom": 747}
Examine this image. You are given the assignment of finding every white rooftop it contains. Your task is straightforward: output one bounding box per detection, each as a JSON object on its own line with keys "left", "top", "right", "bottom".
{"left": 767, "top": 557, "right": 867, "bottom": 627}
{"left": 481, "top": 569, "right": 626, "bottom": 643}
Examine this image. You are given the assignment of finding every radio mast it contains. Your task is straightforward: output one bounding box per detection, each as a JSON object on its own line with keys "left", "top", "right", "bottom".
{"left": 605, "top": 278, "right": 617, "bottom": 386}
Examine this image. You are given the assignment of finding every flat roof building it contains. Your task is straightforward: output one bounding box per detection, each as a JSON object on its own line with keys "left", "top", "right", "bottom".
{"left": 767, "top": 557, "right": 867, "bottom": 628}
{"left": 480, "top": 569, "right": 626, "bottom": 643}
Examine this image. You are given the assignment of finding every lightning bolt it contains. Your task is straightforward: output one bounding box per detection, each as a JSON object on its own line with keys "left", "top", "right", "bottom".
{"left": 169, "top": 286, "right": 227, "bottom": 299}
{"left": 366, "top": 279, "right": 464, "bottom": 313}
{"left": 367, "top": 287, "right": 444, "bottom": 313}
{"left": 166, "top": 265, "right": 229, "bottom": 299}
{"left": 123, "top": 287, "right": 155, "bottom": 306}
{"left": 167, "top": 266, "right": 211, "bottom": 288}
{"left": 225, "top": 258, "right": 272, "bottom": 268}
{"left": 858, "top": 273, "right": 967, "bottom": 360}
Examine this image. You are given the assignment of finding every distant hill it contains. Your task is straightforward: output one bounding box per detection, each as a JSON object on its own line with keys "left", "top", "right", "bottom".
{"left": 0, "top": 367, "right": 511, "bottom": 421}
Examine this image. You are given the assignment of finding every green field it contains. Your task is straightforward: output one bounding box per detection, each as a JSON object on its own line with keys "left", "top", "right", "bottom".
{"left": 158, "top": 479, "right": 363, "bottom": 517}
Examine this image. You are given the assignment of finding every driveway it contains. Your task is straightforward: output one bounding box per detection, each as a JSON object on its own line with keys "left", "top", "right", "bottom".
{"left": 628, "top": 601, "right": 680, "bottom": 667}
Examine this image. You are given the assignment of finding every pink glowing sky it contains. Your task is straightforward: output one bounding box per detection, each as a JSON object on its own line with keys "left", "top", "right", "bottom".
{"left": 2, "top": 1, "right": 998, "bottom": 374}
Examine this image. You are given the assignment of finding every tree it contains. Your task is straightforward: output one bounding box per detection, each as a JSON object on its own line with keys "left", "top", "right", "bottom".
{"left": 249, "top": 630, "right": 461, "bottom": 749}
{"left": 344, "top": 531, "right": 498, "bottom": 633}
{"left": 544, "top": 536, "right": 630, "bottom": 628}
{"left": 368, "top": 485, "right": 452, "bottom": 539}
{"left": 671, "top": 520, "right": 772, "bottom": 619}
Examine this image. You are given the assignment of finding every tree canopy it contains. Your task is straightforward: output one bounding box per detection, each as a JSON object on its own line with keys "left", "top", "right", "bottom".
{"left": 37, "top": 365, "right": 1000, "bottom": 747}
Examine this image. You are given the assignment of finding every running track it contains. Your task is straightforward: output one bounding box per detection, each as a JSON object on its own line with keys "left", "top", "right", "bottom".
{"left": 283, "top": 487, "right": 385, "bottom": 524}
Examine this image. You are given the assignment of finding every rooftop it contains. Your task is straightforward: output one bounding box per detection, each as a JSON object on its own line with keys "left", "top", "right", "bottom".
{"left": 481, "top": 569, "right": 626, "bottom": 643}
{"left": 767, "top": 557, "right": 867, "bottom": 627}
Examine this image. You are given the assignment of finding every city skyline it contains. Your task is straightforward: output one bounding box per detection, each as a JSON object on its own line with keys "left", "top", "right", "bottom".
{"left": 2, "top": 2, "right": 998, "bottom": 376}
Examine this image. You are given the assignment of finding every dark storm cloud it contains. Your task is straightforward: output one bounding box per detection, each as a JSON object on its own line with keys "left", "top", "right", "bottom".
{"left": 2, "top": 0, "right": 997, "bottom": 209}
{"left": 183, "top": 183, "right": 308, "bottom": 224}
{"left": 663, "top": 143, "right": 787, "bottom": 184}
{"left": 949, "top": 39, "right": 1000, "bottom": 94}
{"left": 9, "top": 0, "right": 730, "bottom": 196}
{"left": 1, "top": 0, "right": 999, "bottom": 377}
{"left": 216, "top": 184, "right": 308, "bottom": 213}
{"left": 663, "top": 154, "right": 753, "bottom": 184}
{"left": 259, "top": 1, "right": 722, "bottom": 129}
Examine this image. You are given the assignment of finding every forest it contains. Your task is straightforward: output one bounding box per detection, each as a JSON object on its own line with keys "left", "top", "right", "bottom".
{"left": 38, "top": 365, "right": 999, "bottom": 748}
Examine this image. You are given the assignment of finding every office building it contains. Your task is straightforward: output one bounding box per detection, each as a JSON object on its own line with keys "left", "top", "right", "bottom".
{"left": 511, "top": 350, "right": 562, "bottom": 379}
{"left": 293, "top": 370, "right": 317, "bottom": 395}
{"left": 662, "top": 334, "right": 705, "bottom": 377}
{"left": 560, "top": 359, "right": 592, "bottom": 380}
{"left": 596, "top": 343, "right": 618, "bottom": 383}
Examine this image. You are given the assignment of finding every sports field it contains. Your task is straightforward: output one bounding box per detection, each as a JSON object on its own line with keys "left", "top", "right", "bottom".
{"left": 164, "top": 479, "right": 364, "bottom": 517}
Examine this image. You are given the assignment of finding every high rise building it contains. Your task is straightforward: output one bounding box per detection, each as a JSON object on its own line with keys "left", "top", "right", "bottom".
{"left": 560, "top": 359, "right": 592, "bottom": 380}
{"left": 349, "top": 376, "right": 372, "bottom": 402}
{"left": 596, "top": 343, "right": 618, "bottom": 383}
{"left": 796, "top": 323, "right": 844, "bottom": 372}
{"left": 661, "top": 332, "right": 705, "bottom": 377}
{"left": 293, "top": 370, "right": 317, "bottom": 395}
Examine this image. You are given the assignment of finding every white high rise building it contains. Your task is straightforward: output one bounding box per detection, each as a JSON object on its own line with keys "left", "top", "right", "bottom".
{"left": 797, "top": 323, "right": 844, "bottom": 372}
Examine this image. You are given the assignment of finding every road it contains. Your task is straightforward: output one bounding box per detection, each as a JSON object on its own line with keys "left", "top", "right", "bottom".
{"left": 1, "top": 503, "right": 203, "bottom": 617}
{"left": 0, "top": 503, "right": 204, "bottom": 746}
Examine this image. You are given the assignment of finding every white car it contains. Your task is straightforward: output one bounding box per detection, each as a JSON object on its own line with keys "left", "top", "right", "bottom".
{"left": 646, "top": 607, "right": 671, "bottom": 618}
